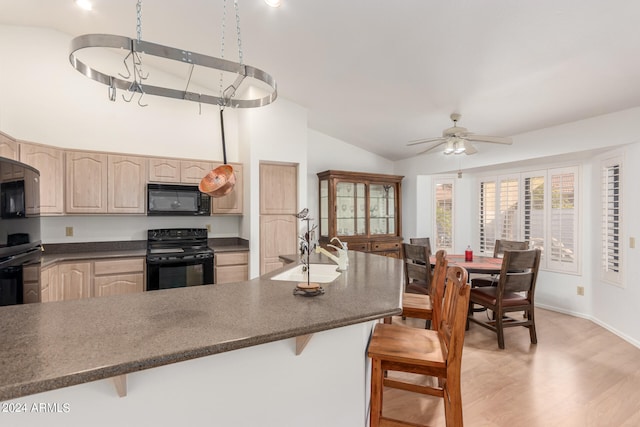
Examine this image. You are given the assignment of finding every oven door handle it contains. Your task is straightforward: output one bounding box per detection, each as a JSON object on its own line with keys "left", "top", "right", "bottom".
{"left": 146, "top": 254, "right": 213, "bottom": 265}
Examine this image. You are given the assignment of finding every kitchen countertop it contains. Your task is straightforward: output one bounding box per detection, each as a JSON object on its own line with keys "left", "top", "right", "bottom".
{"left": 0, "top": 251, "right": 403, "bottom": 401}
{"left": 39, "top": 239, "right": 249, "bottom": 266}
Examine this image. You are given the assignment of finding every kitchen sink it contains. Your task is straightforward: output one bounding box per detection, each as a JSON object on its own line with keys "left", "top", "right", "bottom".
{"left": 270, "top": 264, "right": 341, "bottom": 283}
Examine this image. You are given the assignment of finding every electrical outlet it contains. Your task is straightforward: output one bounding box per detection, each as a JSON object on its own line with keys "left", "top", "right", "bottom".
{"left": 65, "top": 226, "right": 73, "bottom": 237}
{"left": 630, "top": 237, "right": 636, "bottom": 249}
{"left": 206, "top": 224, "right": 212, "bottom": 232}
{"left": 577, "top": 286, "right": 584, "bottom": 296}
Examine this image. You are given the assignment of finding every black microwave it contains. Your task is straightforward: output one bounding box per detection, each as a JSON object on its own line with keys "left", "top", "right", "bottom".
{"left": 147, "top": 183, "right": 211, "bottom": 216}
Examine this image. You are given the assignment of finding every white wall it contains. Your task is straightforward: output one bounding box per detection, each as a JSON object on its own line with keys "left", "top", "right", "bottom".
{"left": 306, "top": 129, "right": 394, "bottom": 234}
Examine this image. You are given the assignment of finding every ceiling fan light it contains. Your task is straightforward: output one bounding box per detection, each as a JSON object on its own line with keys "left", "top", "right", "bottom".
{"left": 454, "top": 140, "right": 466, "bottom": 154}
{"left": 443, "top": 140, "right": 455, "bottom": 154}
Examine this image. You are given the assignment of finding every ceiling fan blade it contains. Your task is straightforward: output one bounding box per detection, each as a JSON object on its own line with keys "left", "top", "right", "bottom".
{"left": 415, "top": 140, "right": 446, "bottom": 155}
{"left": 407, "top": 137, "right": 445, "bottom": 146}
{"left": 463, "top": 141, "right": 478, "bottom": 155}
{"left": 465, "top": 134, "right": 512, "bottom": 145}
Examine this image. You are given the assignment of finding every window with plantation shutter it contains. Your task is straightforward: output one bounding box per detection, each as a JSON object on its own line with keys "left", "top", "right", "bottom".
{"left": 547, "top": 167, "right": 579, "bottom": 273}
{"left": 476, "top": 166, "right": 579, "bottom": 273}
{"left": 479, "top": 180, "right": 497, "bottom": 254}
{"left": 498, "top": 177, "right": 519, "bottom": 241}
{"left": 601, "top": 158, "right": 622, "bottom": 286}
{"left": 523, "top": 174, "right": 545, "bottom": 255}
{"left": 434, "top": 179, "right": 454, "bottom": 251}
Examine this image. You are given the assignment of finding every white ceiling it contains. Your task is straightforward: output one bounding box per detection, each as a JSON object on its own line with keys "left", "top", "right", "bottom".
{"left": 2, "top": 0, "right": 640, "bottom": 161}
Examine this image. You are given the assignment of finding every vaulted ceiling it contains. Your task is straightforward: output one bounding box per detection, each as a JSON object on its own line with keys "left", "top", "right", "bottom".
{"left": 2, "top": 0, "right": 639, "bottom": 160}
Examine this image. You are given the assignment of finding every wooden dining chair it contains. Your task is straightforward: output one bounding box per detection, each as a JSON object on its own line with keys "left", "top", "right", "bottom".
{"left": 470, "top": 239, "right": 529, "bottom": 288}
{"left": 400, "top": 249, "right": 447, "bottom": 329}
{"left": 402, "top": 242, "right": 432, "bottom": 295}
{"left": 368, "top": 266, "right": 470, "bottom": 427}
{"left": 467, "top": 248, "right": 541, "bottom": 349}
{"left": 409, "top": 237, "right": 431, "bottom": 255}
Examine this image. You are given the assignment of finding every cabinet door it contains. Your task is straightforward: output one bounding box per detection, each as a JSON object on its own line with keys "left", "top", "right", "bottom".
{"left": 335, "top": 182, "right": 366, "bottom": 237}
{"left": 148, "top": 158, "right": 180, "bottom": 183}
{"left": 0, "top": 131, "right": 18, "bottom": 160}
{"left": 180, "top": 161, "right": 213, "bottom": 184}
{"left": 23, "top": 265, "right": 40, "bottom": 304}
{"left": 260, "top": 163, "right": 298, "bottom": 214}
{"left": 260, "top": 215, "right": 297, "bottom": 274}
{"left": 66, "top": 152, "right": 108, "bottom": 213}
{"left": 94, "top": 274, "right": 144, "bottom": 297}
{"left": 41, "top": 265, "right": 60, "bottom": 303}
{"left": 215, "top": 251, "right": 249, "bottom": 284}
{"left": 369, "top": 183, "right": 396, "bottom": 236}
{"left": 19, "top": 142, "right": 65, "bottom": 214}
{"left": 212, "top": 163, "right": 243, "bottom": 214}
{"left": 108, "top": 155, "right": 147, "bottom": 213}
{"left": 58, "top": 262, "right": 92, "bottom": 300}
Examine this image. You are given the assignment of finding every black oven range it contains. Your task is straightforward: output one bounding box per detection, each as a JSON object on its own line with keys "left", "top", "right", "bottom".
{"left": 146, "top": 228, "right": 214, "bottom": 291}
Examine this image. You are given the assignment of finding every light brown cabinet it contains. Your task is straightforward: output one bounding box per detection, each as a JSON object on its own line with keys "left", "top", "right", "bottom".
{"left": 317, "top": 170, "right": 404, "bottom": 258}
{"left": 40, "top": 264, "right": 60, "bottom": 303}
{"left": 93, "top": 258, "right": 145, "bottom": 297}
{"left": 260, "top": 163, "right": 298, "bottom": 214}
{"left": 180, "top": 160, "right": 213, "bottom": 184}
{"left": 23, "top": 264, "right": 41, "bottom": 304}
{"left": 66, "top": 152, "right": 147, "bottom": 214}
{"left": 58, "top": 261, "right": 92, "bottom": 301}
{"left": 215, "top": 251, "right": 249, "bottom": 284}
{"left": 19, "top": 142, "right": 65, "bottom": 215}
{"left": 65, "top": 152, "right": 108, "bottom": 213}
{"left": 148, "top": 158, "right": 181, "bottom": 183}
{"left": 212, "top": 163, "right": 243, "bottom": 214}
{"left": 108, "top": 155, "right": 147, "bottom": 213}
{"left": 41, "top": 261, "right": 92, "bottom": 302}
{"left": 0, "top": 131, "right": 19, "bottom": 160}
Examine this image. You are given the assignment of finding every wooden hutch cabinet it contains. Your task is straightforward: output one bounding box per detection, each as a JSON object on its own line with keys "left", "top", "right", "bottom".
{"left": 317, "top": 170, "right": 403, "bottom": 258}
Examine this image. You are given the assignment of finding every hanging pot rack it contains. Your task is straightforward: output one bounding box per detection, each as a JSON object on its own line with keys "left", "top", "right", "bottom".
{"left": 69, "top": 34, "right": 277, "bottom": 109}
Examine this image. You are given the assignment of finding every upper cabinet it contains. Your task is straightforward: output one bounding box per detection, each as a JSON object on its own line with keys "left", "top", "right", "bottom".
{"left": 108, "top": 155, "right": 147, "bottom": 214}
{"left": 260, "top": 163, "right": 298, "bottom": 214}
{"left": 212, "top": 163, "right": 243, "bottom": 214}
{"left": 66, "top": 151, "right": 108, "bottom": 214}
{"left": 67, "top": 152, "right": 147, "bottom": 214}
{"left": 0, "top": 131, "right": 19, "bottom": 161}
{"left": 181, "top": 160, "right": 213, "bottom": 184}
{"left": 148, "top": 158, "right": 181, "bottom": 183}
{"left": 317, "top": 170, "right": 404, "bottom": 258}
{"left": 19, "top": 142, "right": 65, "bottom": 215}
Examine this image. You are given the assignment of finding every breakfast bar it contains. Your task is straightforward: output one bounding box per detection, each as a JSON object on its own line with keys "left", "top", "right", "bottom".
{"left": 0, "top": 251, "right": 403, "bottom": 427}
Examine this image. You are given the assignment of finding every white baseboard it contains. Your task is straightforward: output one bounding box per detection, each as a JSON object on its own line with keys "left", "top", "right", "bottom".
{"left": 535, "top": 303, "right": 640, "bottom": 350}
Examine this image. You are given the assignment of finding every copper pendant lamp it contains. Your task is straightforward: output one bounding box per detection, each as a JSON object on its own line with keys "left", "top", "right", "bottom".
{"left": 199, "top": 108, "right": 236, "bottom": 197}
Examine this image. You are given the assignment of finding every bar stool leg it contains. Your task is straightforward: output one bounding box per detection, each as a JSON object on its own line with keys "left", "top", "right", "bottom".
{"left": 370, "top": 358, "right": 383, "bottom": 427}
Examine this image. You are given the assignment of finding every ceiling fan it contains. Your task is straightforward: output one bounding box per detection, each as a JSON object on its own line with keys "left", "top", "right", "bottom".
{"left": 407, "top": 113, "right": 512, "bottom": 155}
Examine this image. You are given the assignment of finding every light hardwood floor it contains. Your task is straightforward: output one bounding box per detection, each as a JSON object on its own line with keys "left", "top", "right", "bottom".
{"left": 381, "top": 308, "right": 640, "bottom": 426}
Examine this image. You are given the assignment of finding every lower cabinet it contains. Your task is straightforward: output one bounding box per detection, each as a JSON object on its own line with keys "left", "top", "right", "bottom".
{"left": 23, "top": 264, "right": 41, "bottom": 304}
{"left": 94, "top": 258, "right": 145, "bottom": 297}
{"left": 40, "top": 256, "right": 145, "bottom": 302}
{"left": 215, "top": 251, "right": 249, "bottom": 284}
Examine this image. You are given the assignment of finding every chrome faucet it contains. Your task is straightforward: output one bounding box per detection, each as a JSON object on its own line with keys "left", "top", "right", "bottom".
{"left": 315, "top": 237, "right": 349, "bottom": 271}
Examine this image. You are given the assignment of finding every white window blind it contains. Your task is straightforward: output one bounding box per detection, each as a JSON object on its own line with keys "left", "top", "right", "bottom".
{"left": 601, "top": 158, "right": 622, "bottom": 285}
{"left": 434, "top": 179, "right": 454, "bottom": 251}
{"left": 498, "top": 178, "right": 519, "bottom": 241}
{"left": 547, "top": 167, "right": 579, "bottom": 273}
{"left": 477, "top": 167, "right": 579, "bottom": 273}
{"left": 523, "top": 174, "right": 545, "bottom": 255}
{"left": 479, "top": 180, "right": 497, "bottom": 254}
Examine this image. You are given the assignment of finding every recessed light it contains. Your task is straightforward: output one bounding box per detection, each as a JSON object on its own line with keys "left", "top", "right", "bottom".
{"left": 264, "top": 0, "right": 281, "bottom": 7}
{"left": 75, "top": 0, "right": 92, "bottom": 11}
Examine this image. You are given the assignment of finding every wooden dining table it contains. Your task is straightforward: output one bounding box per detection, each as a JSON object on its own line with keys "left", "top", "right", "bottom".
{"left": 430, "top": 254, "right": 503, "bottom": 274}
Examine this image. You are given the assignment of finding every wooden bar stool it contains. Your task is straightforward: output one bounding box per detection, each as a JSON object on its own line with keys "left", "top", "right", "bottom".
{"left": 399, "top": 249, "right": 447, "bottom": 329}
{"left": 368, "top": 266, "right": 470, "bottom": 427}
